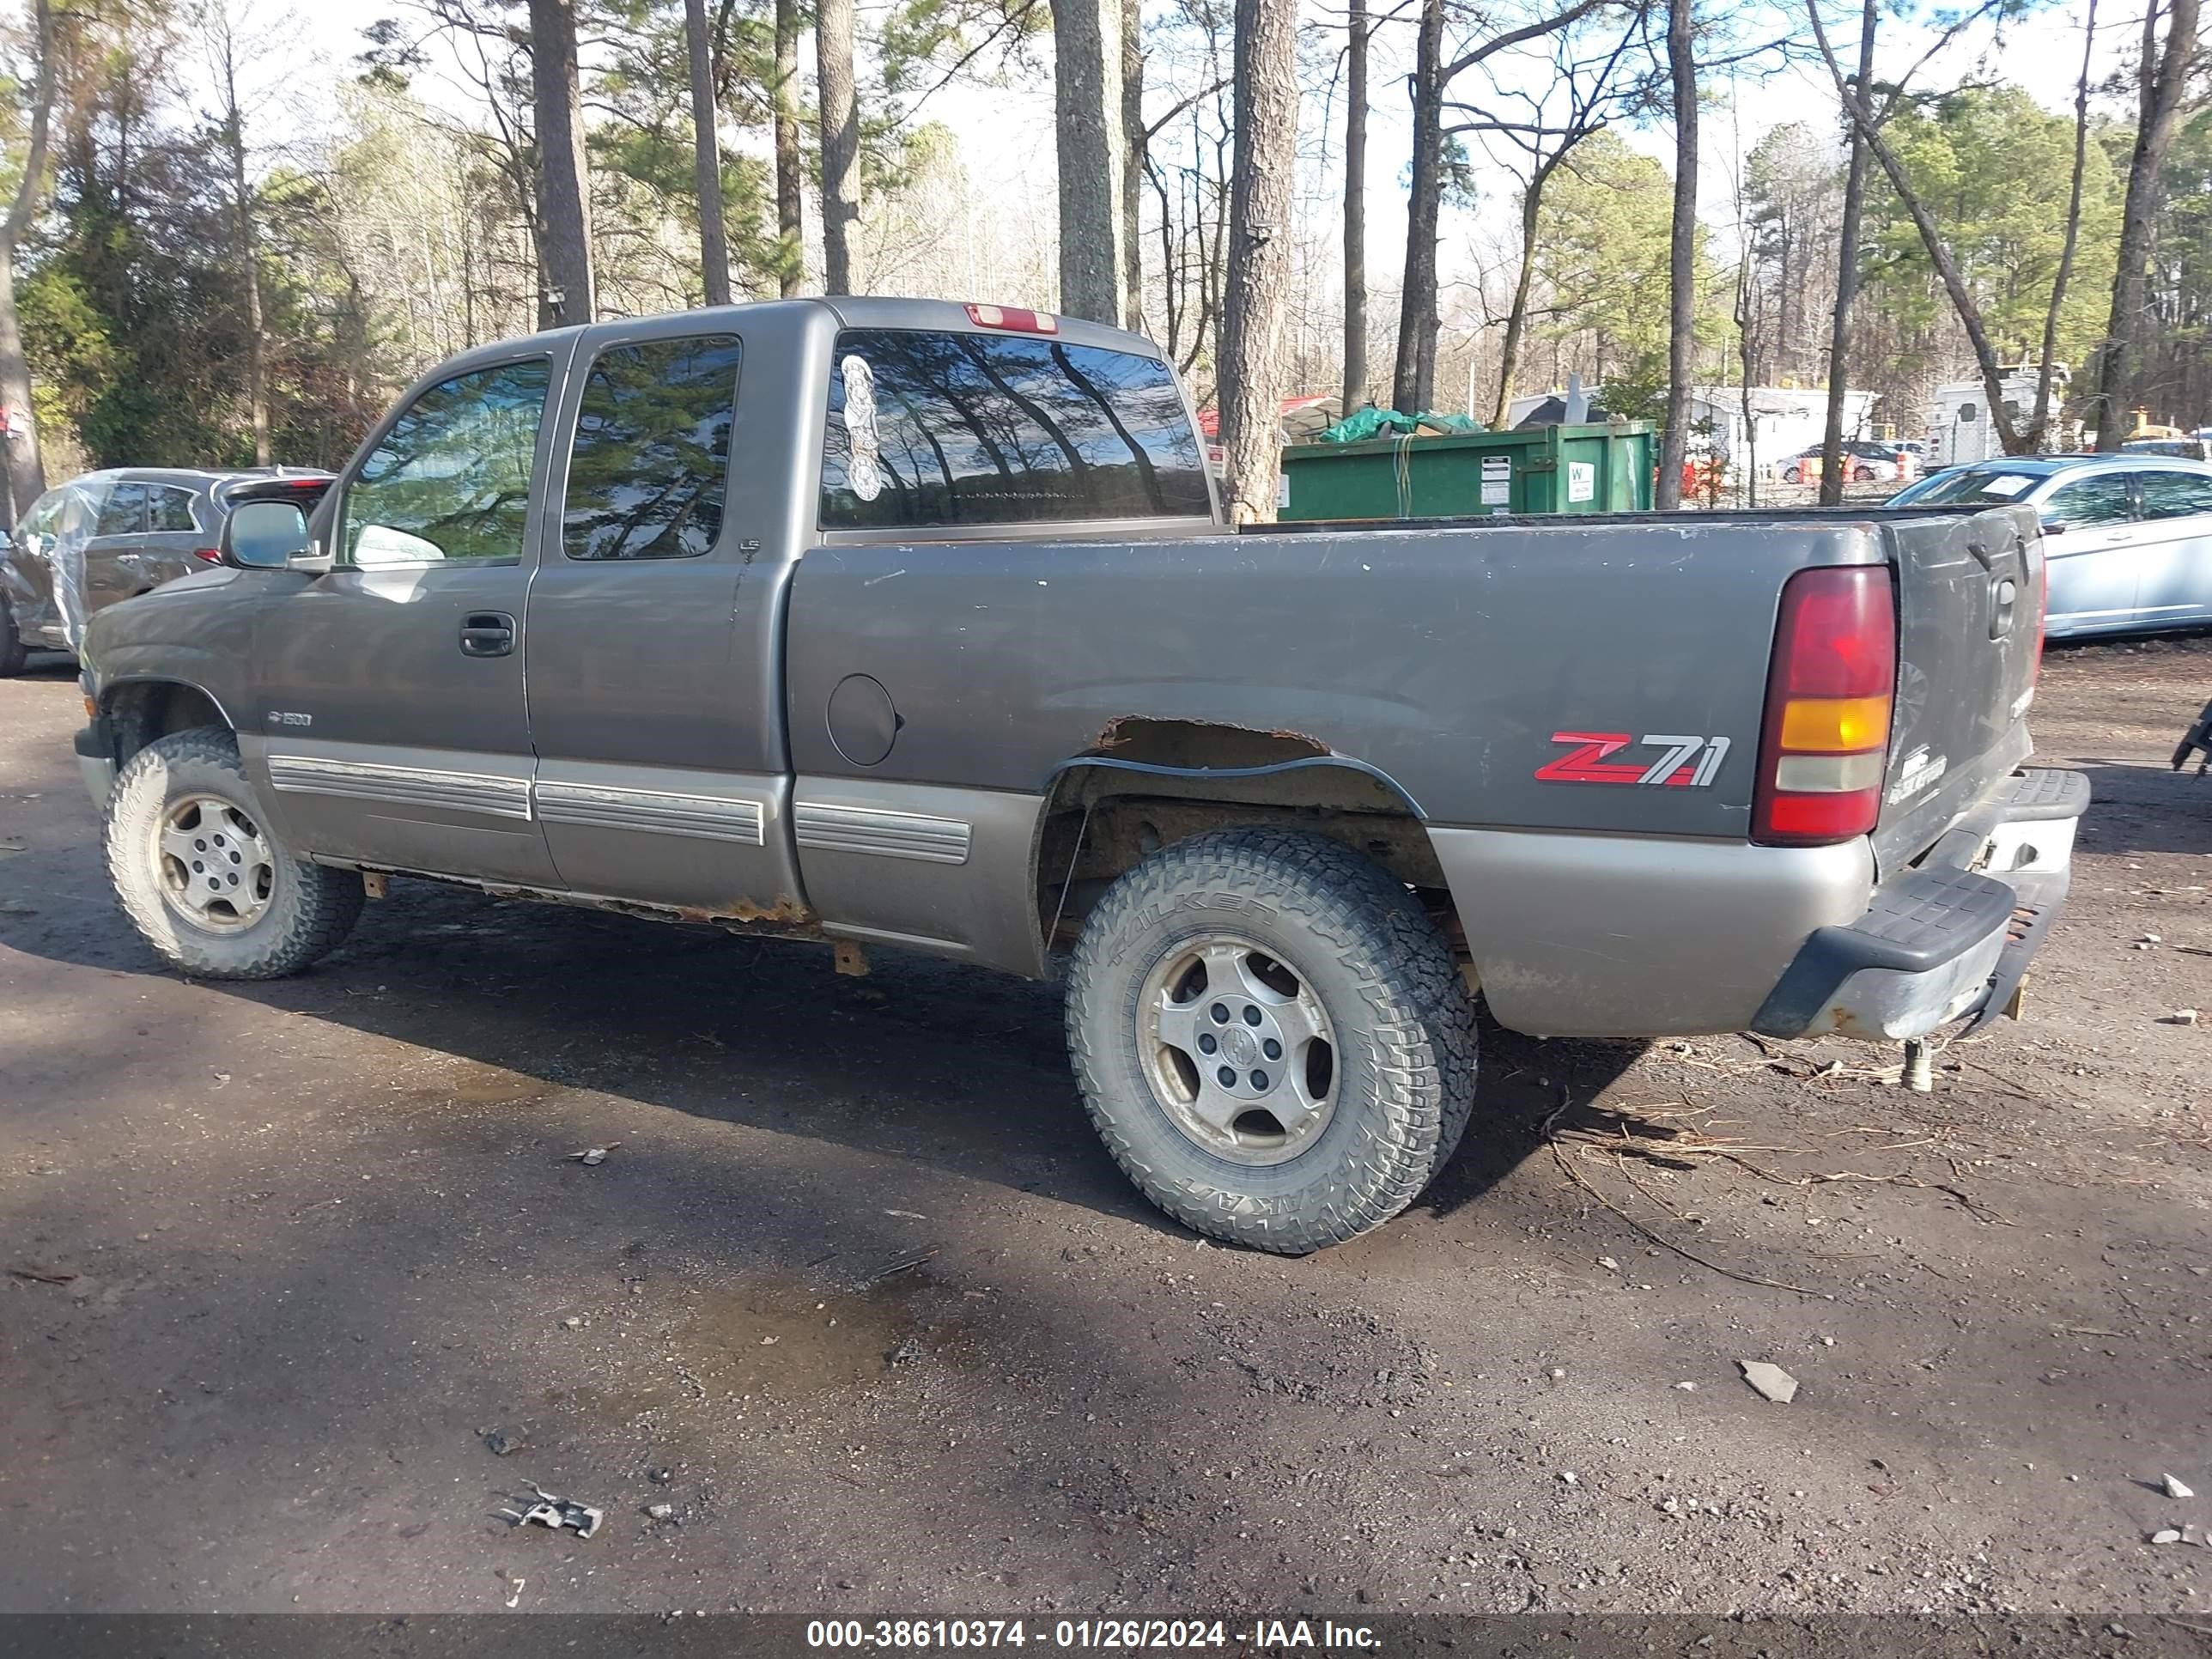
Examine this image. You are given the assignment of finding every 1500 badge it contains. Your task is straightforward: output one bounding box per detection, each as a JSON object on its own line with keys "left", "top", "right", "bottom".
{"left": 1535, "top": 732, "right": 1731, "bottom": 787}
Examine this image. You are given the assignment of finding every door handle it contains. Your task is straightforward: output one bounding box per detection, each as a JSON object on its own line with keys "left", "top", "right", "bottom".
{"left": 460, "top": 611, "right": 515, "bottom": 658}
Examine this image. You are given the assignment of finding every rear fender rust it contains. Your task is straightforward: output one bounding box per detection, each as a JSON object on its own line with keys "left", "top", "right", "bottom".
{"left": 1091, "top": 714, "right": 1330, "bottom": 768}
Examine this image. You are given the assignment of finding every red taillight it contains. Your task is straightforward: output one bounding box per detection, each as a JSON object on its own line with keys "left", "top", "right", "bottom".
{"left": 964, "top": 302, "right": 1059, "bottom": 335}
{"left": 191, "top": 547, "right": 222, "bottom": 563}
{"left": 1753, "top": 565, "right": 1897, "bottom": 847}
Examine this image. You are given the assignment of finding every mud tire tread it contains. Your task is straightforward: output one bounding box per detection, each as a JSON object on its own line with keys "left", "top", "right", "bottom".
{"left": 1065, "top": 827, "right": 1477, "bottom": 1255}
{"left": 104, "top": 726, "right": 363, "bottom": 979}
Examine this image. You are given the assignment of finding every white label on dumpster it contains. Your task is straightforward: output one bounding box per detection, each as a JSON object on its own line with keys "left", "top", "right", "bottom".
{"left": 1567, "top": 460, "right": 1595, "bottom": 502}
{"left": 1480, "top": 456, "right": 1510, "bottom": 507}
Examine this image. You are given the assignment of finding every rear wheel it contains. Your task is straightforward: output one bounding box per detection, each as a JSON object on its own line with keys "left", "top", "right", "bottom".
{"left": 1783, "top": 465, "right": 1802, "bottom": 484}
{"left": 105, "top": 726, "right": 364, "bottom": 978}
{"left": 1065, "top": 828, "right": 1477, "bottom": 1253}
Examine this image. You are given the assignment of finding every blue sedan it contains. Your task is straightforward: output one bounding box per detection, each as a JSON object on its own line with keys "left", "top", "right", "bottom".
{"left": 1891, "top": 455, "right": 2212, "bottom": 640}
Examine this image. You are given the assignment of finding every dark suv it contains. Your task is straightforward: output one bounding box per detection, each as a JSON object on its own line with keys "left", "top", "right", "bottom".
{"left": 0, "top": 466, "right": 331, "bottom": 672}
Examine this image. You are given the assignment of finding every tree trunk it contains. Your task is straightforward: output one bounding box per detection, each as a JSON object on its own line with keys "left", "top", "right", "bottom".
{"left": 2090, "top": 0, "right": 2198, "bottom": 447}
{"left": 1216, "top": 0, "right": 1298, "bottom": 522}
{"left": 1341, "top": 0, "right": 1368, "bottom": 413}
{"left": 817, "top": 0, "right": 860, "bottom": 295}
{"left": 684, "top": 0, "right": 732, "bottom": 307}
{"left": 1120, "top": 0, "right": 1146, "bottom": 329}
{"left": 1656, "top": 0, "right": 1698, "bottom": 510}
{"left": 1736, "top": 238, "right": 1757, "bottom": 509}
{"left": 1492, "top": 159, "right": 1555, "bottom": 428}
{"left": 774, "top": 0, "right": 803, "bottom": 296}
{"left": 0, "top": 0, "right": 55, "bottom": 518}
{"left": 1818, "top": 0, "right": 1875, "bottom": 505}
{"left": 1051, "top": 0, "right": 1127, "bottom": 325}
{"left": 0, "top": 246, "right": 38, "bottom": 524}
{"left": 529, "top": 0, "right": 595, "bottom": 327}
{"left": 228, "top": 116, "right": 269, "bottom": 465}
{"left": 1390, "top": 0, "right": 1444, "bottom": 414}
{"left": 1811, "top": 3, "right": 2031, "bottom": 454}
{"left": 2028, "top": 0, "right": 2097, "bottom": 450}
{"left": 209, "top": 12, "right": 270, "bottom": 469}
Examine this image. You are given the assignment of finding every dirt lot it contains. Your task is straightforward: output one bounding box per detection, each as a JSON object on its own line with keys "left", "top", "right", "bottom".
{"left": 1, "top": 635, "right": 2208, "bottom": 1620}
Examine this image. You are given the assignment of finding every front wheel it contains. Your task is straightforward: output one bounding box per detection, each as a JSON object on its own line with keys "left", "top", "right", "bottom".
{"left": 1852, "top": 465, "right": 1875, "bottom": 483}
{"left": 1065, "top": 828, "right": 1478, "bottom": 1253}
{"left": 1783, "top": 466, "right": 1802, "bottom": 484}
{"left": 104, "top": 726, "right": 365, "bottom": 978}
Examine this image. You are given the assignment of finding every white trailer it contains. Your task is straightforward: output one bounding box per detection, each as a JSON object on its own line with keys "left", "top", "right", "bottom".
{"left": 1929, "top": 368, "right": 2070, "bottom": 466}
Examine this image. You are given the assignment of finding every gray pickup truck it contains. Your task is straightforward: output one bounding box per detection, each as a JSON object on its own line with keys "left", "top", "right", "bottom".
{"left": 72, "top": 297, "right": 2084, "bottom": 1252}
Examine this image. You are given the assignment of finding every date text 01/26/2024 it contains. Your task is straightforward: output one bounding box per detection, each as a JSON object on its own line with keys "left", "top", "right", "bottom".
{"left": 806, "top": 1620, "right": 1382, "bottom": 1650}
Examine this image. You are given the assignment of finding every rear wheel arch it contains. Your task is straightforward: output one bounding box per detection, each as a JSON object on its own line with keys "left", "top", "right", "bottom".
{"left": 1029, "top": 720, "right": 1464, "bottom": 962}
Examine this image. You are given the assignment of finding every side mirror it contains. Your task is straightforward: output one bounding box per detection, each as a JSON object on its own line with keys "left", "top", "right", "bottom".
{"left": 222, "top": 501, "right": 311, "bottom": 569}
{"left": 2038, "top": 519, "right": 2068, "bottom": 538}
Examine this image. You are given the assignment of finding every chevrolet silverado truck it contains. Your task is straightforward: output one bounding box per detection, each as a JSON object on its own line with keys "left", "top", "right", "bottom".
{"left": 71, "top": 297, "right": 2085, "bottom": 1253}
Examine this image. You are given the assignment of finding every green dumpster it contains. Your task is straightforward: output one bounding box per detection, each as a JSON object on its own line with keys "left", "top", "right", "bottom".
{"left": 1279, "top": 421, "right": 1654, "bottom": 520}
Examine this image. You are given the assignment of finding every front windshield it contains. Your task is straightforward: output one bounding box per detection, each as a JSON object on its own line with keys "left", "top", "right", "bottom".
{"left": 1890, "top": 467, "right": 2045, "bottom": 506}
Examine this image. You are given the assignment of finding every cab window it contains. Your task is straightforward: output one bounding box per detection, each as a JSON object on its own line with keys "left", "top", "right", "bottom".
{"left": 562, "top": 335, "right": 739, "bottom": 561}
{"left": 343, "top": 359, "right": 551, "bottom": 567}
{"left": 820, "top": 329, "right": 1212, "bottom": 529}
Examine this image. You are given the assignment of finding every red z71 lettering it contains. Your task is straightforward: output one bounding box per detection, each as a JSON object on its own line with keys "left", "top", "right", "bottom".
{"left": 1536, "top": 732, "right": 1731, "bottom": 788}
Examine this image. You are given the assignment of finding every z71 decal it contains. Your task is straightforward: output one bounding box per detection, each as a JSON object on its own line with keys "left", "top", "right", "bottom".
{"left": 1535, "top": 732, "right": 1731, "bottom": 787}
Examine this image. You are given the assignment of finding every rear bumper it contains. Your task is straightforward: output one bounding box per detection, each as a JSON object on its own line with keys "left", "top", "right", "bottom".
{"left": 1751, "top": 767, "right": 2087, "bottom": 1040}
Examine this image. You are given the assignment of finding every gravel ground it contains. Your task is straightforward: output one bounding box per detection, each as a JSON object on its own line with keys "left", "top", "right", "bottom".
{"left": 0, "top": 634, "right": 2208, "bottom": 1619}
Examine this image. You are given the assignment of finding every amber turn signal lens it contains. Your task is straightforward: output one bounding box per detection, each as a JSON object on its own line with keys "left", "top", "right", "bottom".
{"left": 1778, "top": 695, "right": 1893, "bottom": 753}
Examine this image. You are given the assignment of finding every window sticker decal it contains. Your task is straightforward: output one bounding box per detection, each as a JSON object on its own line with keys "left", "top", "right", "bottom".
{"left": 842, "top": 354, "right": 884, "bottom": 502}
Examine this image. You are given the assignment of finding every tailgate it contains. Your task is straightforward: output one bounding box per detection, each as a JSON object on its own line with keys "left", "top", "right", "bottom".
{"left": 1870, "top": 503, "right": 2040, "bottom": 872}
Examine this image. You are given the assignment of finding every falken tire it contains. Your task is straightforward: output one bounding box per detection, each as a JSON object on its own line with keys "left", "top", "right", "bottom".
{"left": 1065, "top": 827, "right": 1478, "bottom": 1253}
{"left": 105, "top": 726, "right": 365, "bottom": 979}
{"left": 0, "top": 597, "right": 26, "bottom": 676}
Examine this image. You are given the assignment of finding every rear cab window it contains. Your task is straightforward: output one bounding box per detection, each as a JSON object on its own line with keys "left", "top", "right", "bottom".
{"left": 819, "top": 327, "right": 1211, "bottom": 530}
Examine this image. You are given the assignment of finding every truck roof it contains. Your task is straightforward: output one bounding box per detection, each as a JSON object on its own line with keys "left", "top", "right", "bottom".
{"left": 477, "top": 296, "right": 1168, "bottom": 367}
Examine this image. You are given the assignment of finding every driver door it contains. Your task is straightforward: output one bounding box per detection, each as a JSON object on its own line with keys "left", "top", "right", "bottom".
{"left": 246, "top": 349, "right": 568, "bottom": 888}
